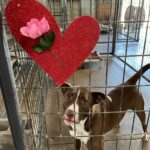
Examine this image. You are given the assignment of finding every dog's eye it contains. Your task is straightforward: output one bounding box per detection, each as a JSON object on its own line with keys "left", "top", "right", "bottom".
{"left": 70, "top": 93, "right": 75, "bottom": 97}
{"left": 81, "top": 96, "right": 84, "bottom": 99}
{"left": 81, "top": 96, "right": 88, "bottom": 102}
{"left": 68, "top": 93, "right": 76, "bottom": 99}
{"left": 67, "top": 95, "right": 71, "bottom": 98}
{"left": 73, "top": 93, "right": 78, "bottom": 97}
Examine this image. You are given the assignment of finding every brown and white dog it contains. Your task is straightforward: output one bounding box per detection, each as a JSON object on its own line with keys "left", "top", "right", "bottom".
{"left": 61, "top": 63, "right": 150, "bottom": 150}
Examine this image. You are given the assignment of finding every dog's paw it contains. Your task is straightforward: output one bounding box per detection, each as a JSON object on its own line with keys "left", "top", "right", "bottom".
{"left": 142, "top": 133, "right": 149, "bottom": 142}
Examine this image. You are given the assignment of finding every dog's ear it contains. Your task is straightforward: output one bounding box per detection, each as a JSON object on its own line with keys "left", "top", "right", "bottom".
{"left": 90, "top": 92, "right": 112, "bottom": 105}
{"left": 61, "top": 82, "right": 72, "bottom": 95}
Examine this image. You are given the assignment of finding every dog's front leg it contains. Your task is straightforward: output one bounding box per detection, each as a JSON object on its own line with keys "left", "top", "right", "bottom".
{"left": 75, "top": 138, "right": 81, "bottom": 150}
{"left": 87, "top": 137, "right": 103, "bottom": 150}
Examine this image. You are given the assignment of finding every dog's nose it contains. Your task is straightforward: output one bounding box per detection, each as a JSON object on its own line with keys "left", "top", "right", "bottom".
{"left": 66, "top": 109, "right": 75, "bottom": 118}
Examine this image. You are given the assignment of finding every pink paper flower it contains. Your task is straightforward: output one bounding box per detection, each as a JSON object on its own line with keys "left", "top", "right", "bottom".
{"left": 20, "top": 17, "right": 50, "bottom": 39}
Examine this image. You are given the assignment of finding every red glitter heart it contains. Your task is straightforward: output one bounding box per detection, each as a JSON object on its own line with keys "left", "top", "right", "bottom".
{"left": 5, "top": 0, "right": 100, "bottom": 86}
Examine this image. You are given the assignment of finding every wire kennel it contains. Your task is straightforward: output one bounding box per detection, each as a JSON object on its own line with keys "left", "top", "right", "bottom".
{"left": 0, "top": 0, "right": 150, "bottom": 150}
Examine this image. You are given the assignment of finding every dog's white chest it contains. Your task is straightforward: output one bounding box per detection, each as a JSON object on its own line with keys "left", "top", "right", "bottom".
{"left": 69, "top": 119, "right": 89, "bottom": 144}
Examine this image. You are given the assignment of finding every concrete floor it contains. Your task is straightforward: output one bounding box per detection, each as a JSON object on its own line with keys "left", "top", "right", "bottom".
{"left": 45, "top": 56, "right": 150, "bottom": 150}
{"left": 96, "top": 25, "right": 150, "bottom": 73}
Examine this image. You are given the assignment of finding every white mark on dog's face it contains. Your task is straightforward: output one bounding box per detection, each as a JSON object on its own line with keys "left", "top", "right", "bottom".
{"left": 63, "top": 90, "right": 81, "bottom": 125}
{"left": 63, "top": 87, "right": 90, "bottom": 126}
{"left": 63, "top": 101, "right": 80, "bottom": 125}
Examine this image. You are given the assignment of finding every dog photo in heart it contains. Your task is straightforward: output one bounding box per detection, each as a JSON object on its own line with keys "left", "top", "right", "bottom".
{"left": 5, "top": 0, "right": 100, "bottom": 86}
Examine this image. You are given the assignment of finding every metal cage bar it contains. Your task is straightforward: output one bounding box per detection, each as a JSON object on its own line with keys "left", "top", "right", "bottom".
{"left": 0, "top": 11, "right": 28, "bottom": 150}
